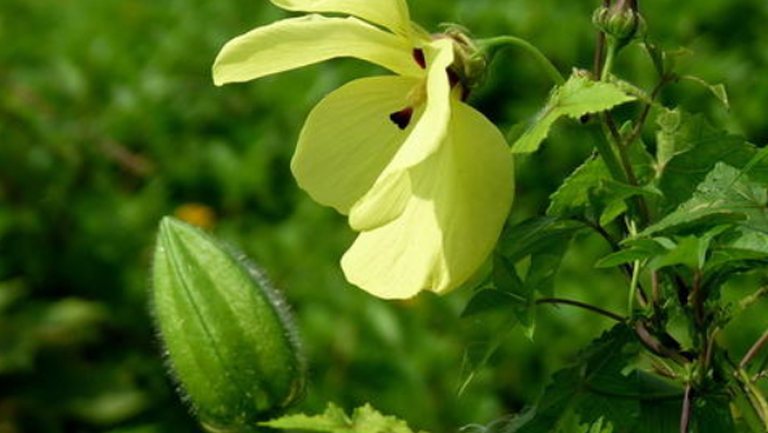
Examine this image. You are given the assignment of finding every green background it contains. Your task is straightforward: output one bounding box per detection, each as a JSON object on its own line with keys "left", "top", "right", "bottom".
{"left": 1, "top": 0, "right": 767, "bottom": 432}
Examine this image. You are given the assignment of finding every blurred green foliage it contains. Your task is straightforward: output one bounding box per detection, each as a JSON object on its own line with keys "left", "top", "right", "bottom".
{"left": 1, "top": 0, "right": 767, "bottom": 432}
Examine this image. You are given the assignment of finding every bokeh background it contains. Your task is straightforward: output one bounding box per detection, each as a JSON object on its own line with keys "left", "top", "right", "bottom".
{"left": 2, "top": 0, "right": 768, "bottom": 432}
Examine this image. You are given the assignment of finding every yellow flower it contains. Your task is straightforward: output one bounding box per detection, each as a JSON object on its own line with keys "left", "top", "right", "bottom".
{"left": 213, "top": 0, "right": 514, "bottom": 299}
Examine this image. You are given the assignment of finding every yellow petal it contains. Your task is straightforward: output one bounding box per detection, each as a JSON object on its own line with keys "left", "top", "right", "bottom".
{"left": 213, "top": 15, "right": 421, "bottom": 85}
{"left": 270, "top": 0, "right": 412, "bottom": 38}
{"left": 348, "top": 39, "right": 454, "bottom": 231}
{"left": 291, "top": 76, "right": 422, "bottom": 214}
{"left": 341, "top": 99, "right": 515, "bottom": 299}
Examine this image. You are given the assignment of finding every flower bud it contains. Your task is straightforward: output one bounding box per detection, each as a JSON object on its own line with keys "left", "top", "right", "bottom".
{"left": 152, "top": 217, "right": 305, "bottom": 432}
{"left": 593, "top": 2, "right": 645, "bottom": 46}
{"left": 442, "top": 25, "right": 488, "bottom": 92}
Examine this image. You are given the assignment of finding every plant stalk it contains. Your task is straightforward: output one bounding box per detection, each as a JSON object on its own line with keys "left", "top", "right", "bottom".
{"left": 741, "top": 327, "right": 768, "bottom": 370}
{"left": 537, "top": 297, "right": 626, "bottom": 322}
{"left": 477, "top": 36, "right": 565, "bottom": 86}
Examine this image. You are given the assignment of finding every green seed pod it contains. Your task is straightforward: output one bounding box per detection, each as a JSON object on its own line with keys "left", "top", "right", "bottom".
{"left": 152, "top": 217, "right": 305, "bottom": 432}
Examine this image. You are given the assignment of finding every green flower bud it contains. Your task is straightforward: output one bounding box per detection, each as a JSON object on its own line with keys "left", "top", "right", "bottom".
{"left": 152, "top": 217, "right": 305, "bottom": 432}
{"left": 593, "top": 3, "right": 645, "bottom": 46}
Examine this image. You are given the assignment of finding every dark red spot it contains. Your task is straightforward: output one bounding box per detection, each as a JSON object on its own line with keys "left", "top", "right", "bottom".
{"left": 447, "top": 69, "right": 460, "bottom": 88}
{"left": 389, "top": 107, "right": 413, "bottom": 130}
{"left": 412, "top": 49, "right": 426, "bottom": 69}
{"left": 461, "top": 86, "right": 471, "bottom": 101}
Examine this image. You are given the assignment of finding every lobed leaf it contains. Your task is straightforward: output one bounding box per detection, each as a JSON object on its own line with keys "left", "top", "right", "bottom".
{"left": 262, "top": 403, "right": 429, "bottom": 433}
{"left": 643, "top": 163, "right": 768, "bottom": 237}
{"left": 512, "top": 75, "right": 635, "bottom": 154}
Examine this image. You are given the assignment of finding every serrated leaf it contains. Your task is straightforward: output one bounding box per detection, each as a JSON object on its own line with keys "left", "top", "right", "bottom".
{"left": 461, "top": 289, "right": 525, "bottom": 318}
{"left": 458, "top": 256, "right": 535, "bottom": 393}
{"left": 596, "top": 239, "right": 668, "bottom": 268}
{"left": 631, "top": 398, "right": 681, "bottom": 433}
{"left": 513, "top": 325, "right": 643, "bottom": 433}
{"left": 457, "top": 321, "right": 516, "bottom": 396}
{"left": 643, "top": 163, "right": 768, "bottom": 237}
{"left": 497, "top": 218, "right": 583, "bottom": 264}
{"left": 691, "top": 395, "right": 736, "bottom": 433}
{"left": 547, "top": 154, "right": 607, "bottom": 219}
{"left": 649, "top": 236, "right": 702, "bottom": 271}
{"left": 548, "top": 137, "right": 655, "bottom": 224}
{"left": 494, "top": 254, "right": 536, "bottom": 331}
{"left": 262, "top": 403, "right": 429, "bottom": 433}
{"left": 655, "top": 108, "right": 693, "bottom": 172}
{"left": 680, "top": 75, "right": 729, "bottom": 110}
{"left": 705, "top": 228, "right": 768, "bottom": 276}
{"left": 512, "top": 75, "right": 635, "bottom": 154}
{"left": 596, "top": 181, "right": 662, "bottom": 227}
{"left": 658, "top": 112, "right": 768, "bottom": 209}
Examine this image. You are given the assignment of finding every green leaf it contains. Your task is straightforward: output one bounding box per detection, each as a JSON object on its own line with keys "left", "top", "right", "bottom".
{"left": 649, "top": 236, "right": 703, "bottom": 271}
{"left": 513, "top": 325, "right": 643, "bottom": 433}
{"left": 461, "top": 254, "right": 532, "bottom": 319}
{"left": 658, "top": 112, "right": 768, "bottom": 209}
{"left": 262, "top": 403, "right": 428, "bottom": 433}
{"left": 548, "top": 137, "right": 656, "bottom": 224}
{"left": 704, "top": 228, "right": 768, "bottom": 277}
{"left": 457, "top": 320, "right": 516, "bottom": 396}
{"left": 655, "top": 108, "right": 694, "bottom": 172}
{"left": 680, "top": 75, "right": 729, "bottom": 110}
{"left": 497, "top": 218, "right": 583, "bottom": 264}
{"left": 458, "top": 255, "right": 534, "bottom": 393}
{"left": 494, "top": 254, "right": 536, "bottom": 330}
{"left": 461, "top": 289, "right": 525, "bottom": 318}
{"left": 643, "top": 163, "right": 768, "bottom": 237}
{"left": 547, "top": 153, "right": 607, "bottom": 219}
{"left": 691, "top": 395, "right": 737, "bottom": 433}
{"left": 512, "top": 75, "right": 635, "bottom": 154}
{"left": 631, "top": 398, "right": 681, "bottom": 433}
{"left": 595, "top": 239, "right": 669, "bottom": 268}
{"left": 596, "top": 180, "right": 662, "bottom": 227}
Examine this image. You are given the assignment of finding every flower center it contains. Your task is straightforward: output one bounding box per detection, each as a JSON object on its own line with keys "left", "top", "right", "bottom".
{"left": 387, "top": 48, "right": 467, "bottom": 130}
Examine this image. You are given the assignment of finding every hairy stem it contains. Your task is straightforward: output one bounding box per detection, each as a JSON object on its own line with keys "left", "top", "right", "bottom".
{"left": 536, "top": 297, "right": 626, "bottom": 322}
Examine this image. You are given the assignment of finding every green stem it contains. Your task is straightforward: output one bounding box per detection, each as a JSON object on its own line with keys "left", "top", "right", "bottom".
{"left": 601, "top": 42, "right": 617, "bottom": 81}
{"left": 741, "top": 327, "right": 768, "bottom": 370}
{"left": 739, "top": 368, "right": 768, "bottom": 430}
{"left": 590, "top": 128, "right": 627, "bottom": 183}
{"left": 477, "top": 36, "right": 566, "bottom": 86}
{"left": 628, "top": 259, "right": 641, "bottom": 316}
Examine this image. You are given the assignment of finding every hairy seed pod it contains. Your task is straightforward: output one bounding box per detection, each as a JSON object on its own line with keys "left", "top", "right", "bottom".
{"left": 152, "top": 217, "right": 305, "bottom": 432}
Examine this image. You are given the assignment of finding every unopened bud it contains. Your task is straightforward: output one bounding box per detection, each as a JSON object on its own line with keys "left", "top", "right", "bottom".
{"left": 593, "top": 3, "right": 645, "bottom": 46}
{"left": 152, "top": 217, "right": 305, "bottom": 431}
{"left": 441, "top": 25, "right": 488, "bottom": 92}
